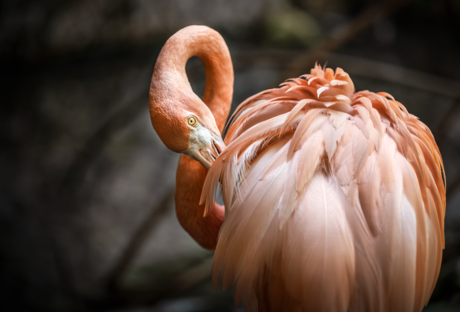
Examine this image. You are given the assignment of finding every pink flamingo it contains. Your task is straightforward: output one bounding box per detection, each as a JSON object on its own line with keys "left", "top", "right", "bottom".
{"left": 149, "top": 25, "right": 445, "bottom": 312}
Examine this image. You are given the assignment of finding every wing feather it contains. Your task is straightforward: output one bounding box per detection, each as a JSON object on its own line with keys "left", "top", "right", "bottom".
{"left": 200, "top": 66, "right": 445, "bottom": 312}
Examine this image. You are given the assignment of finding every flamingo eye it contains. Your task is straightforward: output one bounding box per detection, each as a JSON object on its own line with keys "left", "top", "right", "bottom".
{"left": 187, "top": 116, "right": 197, "bottom": 126}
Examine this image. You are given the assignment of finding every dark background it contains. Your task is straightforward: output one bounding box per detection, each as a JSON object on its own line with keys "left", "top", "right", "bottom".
{"left": 1, "top": 0, "right": 460, "bottom": 311}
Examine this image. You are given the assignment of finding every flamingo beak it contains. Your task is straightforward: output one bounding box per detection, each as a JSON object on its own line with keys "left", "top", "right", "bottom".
{"left": 186, "top": 131, "right": 226, "bottom": 170}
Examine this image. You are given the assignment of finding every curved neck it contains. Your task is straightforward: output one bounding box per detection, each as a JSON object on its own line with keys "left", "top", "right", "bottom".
{"left": 151, "top": 26, "right": 233, "bottom": 250}
{"left": 151, "top": 25, "right": 233, "bottom": 131}
{"left": 176, "top": 154, "right": 225, "bottom": 250}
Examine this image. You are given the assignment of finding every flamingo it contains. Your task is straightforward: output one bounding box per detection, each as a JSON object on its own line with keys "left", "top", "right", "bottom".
{"left": 149, "top": 26, "right": 445, "bottom": 312}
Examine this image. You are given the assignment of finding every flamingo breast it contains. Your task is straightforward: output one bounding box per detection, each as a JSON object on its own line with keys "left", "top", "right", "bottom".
{"left": 201, "top": 65, "right": 445, "bottom": 312}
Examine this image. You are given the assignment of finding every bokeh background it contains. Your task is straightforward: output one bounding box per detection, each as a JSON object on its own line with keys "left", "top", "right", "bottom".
{"left": 1, "top": 0, "right": 460, "bottom": 311}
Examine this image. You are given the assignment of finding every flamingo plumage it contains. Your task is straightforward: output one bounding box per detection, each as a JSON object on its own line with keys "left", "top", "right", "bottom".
{"left": 149, "top": 26, "right": 445, "bottom": 312}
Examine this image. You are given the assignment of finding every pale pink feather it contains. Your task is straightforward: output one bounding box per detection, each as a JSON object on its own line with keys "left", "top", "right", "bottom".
{"left": 201, "top": 65, "right": 445, "bottom": 312}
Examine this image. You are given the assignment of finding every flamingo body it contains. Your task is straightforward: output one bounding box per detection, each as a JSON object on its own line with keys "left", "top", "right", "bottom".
{"left": 150, "top": 26, "right": 446, "bottom": 312}
{"left": 202, "top": 66, "right": 445, "bottom": 311}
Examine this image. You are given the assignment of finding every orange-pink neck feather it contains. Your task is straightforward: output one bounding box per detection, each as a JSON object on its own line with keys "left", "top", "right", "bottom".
{"left": 150, "top": 26, "right": 233, "bottom": 250}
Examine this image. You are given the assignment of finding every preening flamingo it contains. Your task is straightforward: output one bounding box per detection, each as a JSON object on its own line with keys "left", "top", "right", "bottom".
{"left": 149, "top": 26, "right": 445, "bottom": 312}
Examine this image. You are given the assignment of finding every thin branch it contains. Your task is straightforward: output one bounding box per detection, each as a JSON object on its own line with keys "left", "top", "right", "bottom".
{"left": 148, "top": 254, "right": 214, "bottom": 305}
{"left": 281, "top": 0, "right": 415, "bottom": 79}
{"left": 106, "top": 188, "right": 176, "bottom": 292}
{"left": 233, "top": 50, "right": 460, "bottom": 98}
{"left": 60, "top": 91, "right": 146, "bottom": 193}
{"left": 324, "top": 53, "right": 460, "bottom": 98}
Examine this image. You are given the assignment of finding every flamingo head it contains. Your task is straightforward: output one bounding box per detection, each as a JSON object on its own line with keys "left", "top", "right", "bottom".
{"left": 150, "top": 91, "right": 225, "bottom": 170}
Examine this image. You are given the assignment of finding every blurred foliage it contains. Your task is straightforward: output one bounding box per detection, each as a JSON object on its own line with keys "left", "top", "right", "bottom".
{"left": 265, "top": 6, "right": 322, "bottom": 47}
